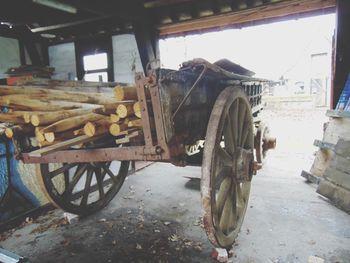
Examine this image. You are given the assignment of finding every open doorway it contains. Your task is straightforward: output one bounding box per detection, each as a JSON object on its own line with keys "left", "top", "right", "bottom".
{"left": 160, "top": 14, "right": 335, "bottom": 107}
{"left": 159, "top": 14, "right": 335, "bottom": 160}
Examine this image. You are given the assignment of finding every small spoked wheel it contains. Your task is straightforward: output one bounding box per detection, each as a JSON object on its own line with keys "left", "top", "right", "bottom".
{"left": 201, "top": 87, "right": 254, "bottom": 248}
{"left": 37, "top": 160, "right": 129, "bottom": 215}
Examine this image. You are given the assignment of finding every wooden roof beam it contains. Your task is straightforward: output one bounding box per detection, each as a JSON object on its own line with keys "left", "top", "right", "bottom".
{"left": 159, "top": 0, "right": 336, "bottom": 36}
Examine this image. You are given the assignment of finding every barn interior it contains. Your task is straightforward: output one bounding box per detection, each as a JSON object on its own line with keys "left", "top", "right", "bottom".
{"left": 0, "top": 0, "right": 350, "bottom": 262}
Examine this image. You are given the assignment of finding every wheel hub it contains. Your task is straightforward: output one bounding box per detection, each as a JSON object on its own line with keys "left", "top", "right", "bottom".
{"left": 234, "top": 148, "right": 254, "bottom": 182}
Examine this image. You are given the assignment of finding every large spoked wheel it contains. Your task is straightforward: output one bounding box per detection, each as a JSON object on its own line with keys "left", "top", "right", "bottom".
{"left": 37, "top": 160, "right": 130, "bottom": 215}
{"left": 201, "top": 87, "right": 254, "bottom": 248}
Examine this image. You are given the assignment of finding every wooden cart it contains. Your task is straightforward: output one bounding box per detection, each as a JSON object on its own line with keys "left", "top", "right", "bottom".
{"left": 21, "top": 59, "right": 276, "bottom": 248}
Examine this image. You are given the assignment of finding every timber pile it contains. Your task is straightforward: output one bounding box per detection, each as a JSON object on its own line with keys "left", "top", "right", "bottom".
{"left": 0, "top": 84, "right": 144, "bottom": 155}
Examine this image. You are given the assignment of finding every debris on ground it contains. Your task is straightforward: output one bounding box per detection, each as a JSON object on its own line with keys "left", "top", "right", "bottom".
{"left": 0, "top": 232, "right": 10, "bottom": 242}
{"left": 60, "top": 239, "right": 70, "bottom": 246}
{"left": 136, "top": 243, "right": 142, "bottom": 250}
{"left": 30, "top": 217, "right": 68, "bottom": 234}
{"left": 211, "top": 247, "right": 229, "bottom": 262}
{"left": 25, "top": 217, "right": 33, "bottom": 224}
{"left": 193, "top": 217, "right": 204, "bottom": 228}
{"left": 168, "top": 234, "right": 179, "bottom": 242}
{"left": 63, "top": 212, "right": 79, "bottom": 224}
{"left": 308, "top": 256, "right": 325, "bottom": 263}
{"left": 308, "top": 240, "right": 316, "bottom": 245}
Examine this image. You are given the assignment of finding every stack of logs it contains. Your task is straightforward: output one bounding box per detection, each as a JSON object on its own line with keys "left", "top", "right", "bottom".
{"left": 0, "top": 85, "right": 143, "bottom": 151}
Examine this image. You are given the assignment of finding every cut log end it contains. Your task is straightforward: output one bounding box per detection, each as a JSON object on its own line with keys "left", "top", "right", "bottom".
{"left": 110, "top": 114, "right": 120, "bottom": 123}
{"left": 31, "top": 115, "right": 40, "bottom": 126}
{"left": 35, "top": 128, "right": 45, "bottom": 143}
{"left": 23, "top": 113, "right": 31, "bottom": 123}
{"left": 116, "top": 105, "right": 126, "bottom": 118}
{"left": 114, "top": 88, "right": 124, "bottom": 101}
{"left": 133, "top": 102, "right": 141, "bottom": 118}
{"left": 44, "top": 132, "right": 55, "bottom": 143}
{"left": 109, "top": 123, "right": 128, "bottom": 136}
{"left": 84, "top": 122, "right": 96, "bottom": 137}
{"left": 114, "top": 85, "right": 137, "bottom": 101}
{"left": 128, "top": 119, "right": 142, "bottom": 128}
{"left": 5, "top": 128, "right": 13, "bottom": 139}
{"left": 116, "top": 104, "right": 134, "bottom": 118}
{"left": 109, "top": 123, "right": 121, "bottom": 136}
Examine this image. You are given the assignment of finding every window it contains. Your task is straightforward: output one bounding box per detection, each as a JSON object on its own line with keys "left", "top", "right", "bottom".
{"left": 83, "top": 53, "right": 108, "bottom": 82}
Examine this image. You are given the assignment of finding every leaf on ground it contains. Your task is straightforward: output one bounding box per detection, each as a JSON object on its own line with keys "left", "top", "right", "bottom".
{"left": 136, "top": 243, "right": 142, "bottom": 250}
{"left": 168, "top": 234, "right": 179, "bottom": 242}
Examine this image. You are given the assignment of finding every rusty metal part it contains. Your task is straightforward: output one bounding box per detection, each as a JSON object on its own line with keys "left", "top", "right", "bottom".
{"left": 136, "top": 73, "right": 153, "bottom": 147}
{"left": 147, "top": 73, "right": 172, "bottom": 158}
{"left": 22, "top": 145, "right": 170, "bottom": 164}
{"left": 254, "top": 122, "right": 276, "bottom": 164}
{"left": 264, "top": 136, "right": 277, "bottom": 152}
{"left": 201, "top": 86, "right": 254, "bottom": 248}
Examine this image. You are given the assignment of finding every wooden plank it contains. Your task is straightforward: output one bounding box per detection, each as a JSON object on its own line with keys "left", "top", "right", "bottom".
{"left": 326, "top": 110, "right": 350, "bottom": 118}
{"left": 323, "top": 117, "right": 350, "bottom": 144}
{"left": 324, "top": 165, "right": 350, "bottom": 190}
{"left": 309, "top": 149, "right": 333, "bottom": 178}
{"left": 334, "top": 138, "right": 350, "bottom": 157}
{"left": 313, "top": 139, "right": 335, "bottom": 151}
{"left": 115, "top": 130, "right": 141, "bottom": 144}
{"left": 323, "top": 139, "right": 350, "bottom": 190}
{"left": 300, "top": 170, "right": 320, "bottom": 185}
{"left": 159, "top": 0, "right": 336, "bottom": 36}
{"left": 28, "top": 135, "right": 105, "bottom": 157}
{"left": 317, "top": 179, "right": 350, "bottom": 213}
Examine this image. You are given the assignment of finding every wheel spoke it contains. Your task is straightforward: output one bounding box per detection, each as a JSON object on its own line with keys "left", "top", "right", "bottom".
{"left": 64, "top": 170, "right": 70, "bottom": 189}
{"left": 224, "top": 117, "right": 235, "bottom": 155}
{"left": 232, "top": 99, "right": 239, "bottom": 147}
{"left": 217, "top": 146, "right": 232, "bottom": 167}
{"left": 101, "top": 162, "right": 112, "bottom": 181}
{"left": 240, "top": 112, "right": 251, "bottom": 147}
{"left": 216, "top": 177, "right": 232, "bottom": 218}
{"left": 229, "top": 182, "right": 238, "bottom": 230}
{"left": 215, "top": 166, "right": 231, "bottom": 189}
{"left": 101, "top": 163, "right": 118, "bottom": 183}
{"left": 95, "top": 166, "right": 105, "bottom": 200}
{"left": 48, "top": 163, "right": 77, "bottom": 179}
{"left": 63, "top": 164, "right": 88, "bottom": 198}
{"left": 238, "top": 106, "right": 247, "bottom": 146}
{"left": 80, "top": 168, "right": 93, "bottom": 206}
{"left": 219, "top": 192, "right": 234, "bottom": 234}
{"left": 236, "top": 183, "right": 244, "bottom": 214}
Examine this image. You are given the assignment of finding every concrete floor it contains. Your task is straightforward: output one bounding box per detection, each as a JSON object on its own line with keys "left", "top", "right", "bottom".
{"left": 1, "top": 107, "right": 350, "bottom": 263}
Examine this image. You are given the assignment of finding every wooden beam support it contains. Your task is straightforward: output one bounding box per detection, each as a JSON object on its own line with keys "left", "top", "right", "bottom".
{"left": 133, "top": 13, "right": 160, "bottom": 74}
{"left": 332, "top": 0, "right": 350, "bottom": 108}
{"left": 158, "top": 0, "right": 336, "bottom": 36}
